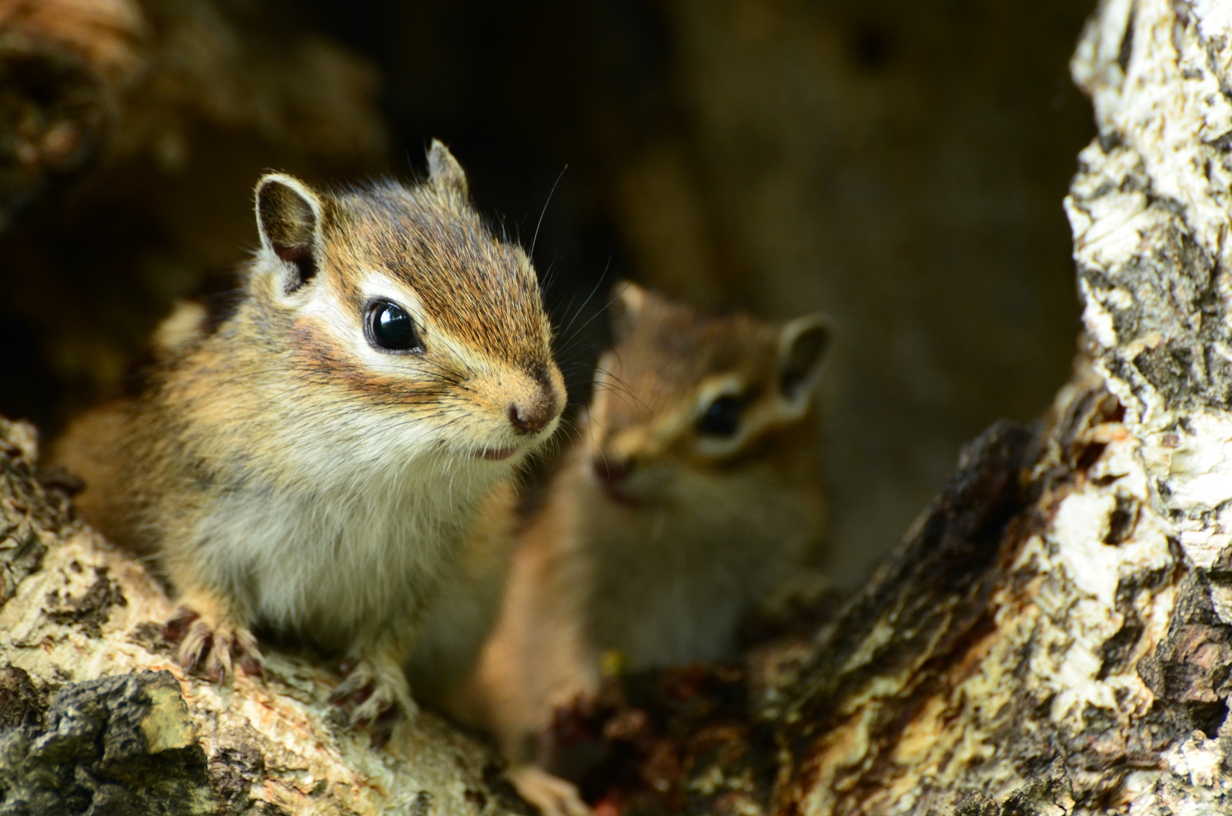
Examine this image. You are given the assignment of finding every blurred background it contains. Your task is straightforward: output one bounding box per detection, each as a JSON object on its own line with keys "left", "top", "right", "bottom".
{"left": 0, "top": 0, "right": 1094, "bottom": 586}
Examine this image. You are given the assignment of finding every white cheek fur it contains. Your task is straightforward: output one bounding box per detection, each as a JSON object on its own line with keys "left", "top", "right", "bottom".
{"left": 288, "top": 280, "right": 511, "bottom": 465}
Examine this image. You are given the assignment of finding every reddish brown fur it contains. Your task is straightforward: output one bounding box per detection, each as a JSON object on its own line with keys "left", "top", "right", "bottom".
{"left": 463, "top": 286, "right": 830, "bottom": 816}
{"left": 323, "top": 182, "right": 552, "bottom": 373}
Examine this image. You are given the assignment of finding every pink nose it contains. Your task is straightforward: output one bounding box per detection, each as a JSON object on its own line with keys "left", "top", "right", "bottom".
{"left": 509, "top": 402, "right": 552, "bottom": 435}
{"left": 509, "top": 365, "right": 561, "bottom": 435}
{"left": 592, "top": 455, "right": 633, "bottom": 486}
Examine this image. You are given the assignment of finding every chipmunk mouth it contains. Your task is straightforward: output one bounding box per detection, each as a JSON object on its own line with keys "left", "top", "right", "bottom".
{"left": 477, "top": 447, "right": 519, "bottom": 461}
{"left": 600, "top": 480, "right": 641, "bottom": 507}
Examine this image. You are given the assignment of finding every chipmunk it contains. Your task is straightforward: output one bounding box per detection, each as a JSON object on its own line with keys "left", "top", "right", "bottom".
{"left": 52, "top": 141, "right": 565, "bottom": 726}
{"left": 464, "top": 284, "right": 830, "bottom": 814}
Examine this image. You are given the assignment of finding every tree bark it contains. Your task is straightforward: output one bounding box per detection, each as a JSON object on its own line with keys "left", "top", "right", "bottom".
{"left": 0, "top": 0, "right": 387, "bottom": 228}
{"left": 0, "top": 0, "right": 389, "bottom": 425}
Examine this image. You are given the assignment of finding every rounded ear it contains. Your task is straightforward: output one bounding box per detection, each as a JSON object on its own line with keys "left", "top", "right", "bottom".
{"left": 255, "top": 173, "right": 325, "bottom": 292}
{"left": 609, "top": 281, "right": 648, "bottom": 342}
{"left": 777, "top": 314, "right": 831, "bottom": 406}
{"left": 427, "top": 139, "right": 469, "bottom": 199}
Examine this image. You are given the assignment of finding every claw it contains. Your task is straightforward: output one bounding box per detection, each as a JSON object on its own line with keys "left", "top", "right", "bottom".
{"left": 165, "top": 604, "right": 264, "bottom": 683}
{"left": 205, "top": 633, "right": 233, "bottom": 683}
{"left": 508, "top": 765, "right": 591, "bottom": 816}
{"left": 368, "top": 706, "right": 400, "bottom": 748}
{"left": 328, "top": 665, "right": 373, "bottom": 705}
{"left": 179, "top": 618, "right": 212, "bottom": 671}
{"left": 328, "top": 654, "right": 417, "bottom": 731}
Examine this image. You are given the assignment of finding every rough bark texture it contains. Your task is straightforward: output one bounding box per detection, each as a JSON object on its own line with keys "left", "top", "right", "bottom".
{"left": 0, "top": 0, "right": 386, "bottom": 224}
{"left": 0, "top": 0, "right": 388, "bottom": 426}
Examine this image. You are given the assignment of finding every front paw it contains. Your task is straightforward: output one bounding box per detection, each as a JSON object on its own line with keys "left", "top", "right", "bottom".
{"left": 329, "top": 654, "right": 418, "bottom": 729}
{"left": 164, "top": 605, "right": 265, "bottom": 683}
{"left": 508, "top": 765, "right": 591, "bottom": 816}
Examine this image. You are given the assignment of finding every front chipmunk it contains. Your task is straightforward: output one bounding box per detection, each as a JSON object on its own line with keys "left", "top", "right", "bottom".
{"left": 52, "top": 141, "right": 565, "bottom": 725}
{"left": 468, "top": 284, "right": 830, "bottom": 815}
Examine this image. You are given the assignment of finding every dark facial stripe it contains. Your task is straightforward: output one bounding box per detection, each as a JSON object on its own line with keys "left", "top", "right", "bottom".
{"left": 287, "top": 322, "right": 458, "bottom": 408}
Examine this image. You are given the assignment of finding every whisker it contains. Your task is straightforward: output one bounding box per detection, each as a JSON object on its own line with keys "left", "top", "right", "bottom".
{"left": 531, "top": 165, "right": 568, "bottom": 260}
{"left": 557, "top": 259, "right": 612, "bottom": 346}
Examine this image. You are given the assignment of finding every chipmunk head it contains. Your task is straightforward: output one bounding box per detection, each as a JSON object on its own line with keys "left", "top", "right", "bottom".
{"left": 585, "top": 284, "right": 829, "bottom": 506}
{"left": 243, "top": 141, "right": 563, "bottom": 470}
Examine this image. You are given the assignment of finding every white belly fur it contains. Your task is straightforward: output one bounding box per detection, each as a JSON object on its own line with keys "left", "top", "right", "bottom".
{"left": 195, "top": 461, "right": 494, "bottom": 652}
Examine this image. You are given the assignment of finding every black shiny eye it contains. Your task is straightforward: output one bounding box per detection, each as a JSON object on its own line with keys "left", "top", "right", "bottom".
{"left": 365, "top": 300, "right": 422, "bottom": 352}
{"left": 697, "top": 395, "right": 742, "bottom": 437}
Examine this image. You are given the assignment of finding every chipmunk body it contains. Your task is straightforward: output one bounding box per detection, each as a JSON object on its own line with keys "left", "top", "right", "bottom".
{"left": 467, "top": 285, "right": 829, "bottom": 814}
{"left": 54, "top": 142, "right": 564, "bottom": 723}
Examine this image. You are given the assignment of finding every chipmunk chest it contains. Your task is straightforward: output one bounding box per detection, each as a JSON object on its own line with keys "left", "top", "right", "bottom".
{"left": 200, "top": 478, "right": 476, "bottom": 640}
{"left": 579, "top": 477, "right": 809, "bottom": 666}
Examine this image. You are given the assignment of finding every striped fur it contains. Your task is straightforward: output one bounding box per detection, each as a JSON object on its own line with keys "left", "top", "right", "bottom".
{"left": 466, "top": 285, "right": 829, "bottom": 811}
{"left": 53, "top": 141, "right": 564, "bottom": 723}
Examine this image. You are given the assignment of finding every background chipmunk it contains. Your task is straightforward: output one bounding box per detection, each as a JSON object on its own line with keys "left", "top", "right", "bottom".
{"left": 465, "top": 284, "right": 830, "bottom": 814}
{"left": 52, "top": 141, "right": 565, "bottom": 725}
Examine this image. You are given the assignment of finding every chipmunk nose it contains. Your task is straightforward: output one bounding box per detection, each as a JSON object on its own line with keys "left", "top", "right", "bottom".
{"left": 509, "top": 365, "right": 562, "bottom": 435}
{"left": 592, "top": 454, "right": 633, "bottom": 486}
{"left": 509, "top": 402, "right": 553, "bottom": 435}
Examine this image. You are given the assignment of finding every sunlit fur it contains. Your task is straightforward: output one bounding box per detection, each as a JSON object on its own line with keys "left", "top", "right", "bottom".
{"left": 53, "top": 143, "right": 564, "bottom": 718}
{"left": 466, "top": 285, "right": 829, "bottom": 788}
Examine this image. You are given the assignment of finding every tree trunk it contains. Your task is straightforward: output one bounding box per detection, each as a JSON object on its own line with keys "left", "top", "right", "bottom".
{"left": 6, "top": 0, "right": 1232, "bottom": 814}
{"left": 0, "top": 0, "right": 388, "bottom": 426}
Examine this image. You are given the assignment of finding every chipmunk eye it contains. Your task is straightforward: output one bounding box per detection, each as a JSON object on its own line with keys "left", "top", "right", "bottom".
{"left": 366, "top": 300, "right": 423, "bottom": 353}
{"left": 697, "top": 395, "right": 742, "bottom": 437}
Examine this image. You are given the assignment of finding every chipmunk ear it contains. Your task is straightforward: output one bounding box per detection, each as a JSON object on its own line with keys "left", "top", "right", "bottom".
{"left": 255, "top": 173, "right": 325, "bottom": 292}
{"left": 776, "top": 314, "right": 831, "bottom": 409}
{"left": 427, "top": 139, "right": 469, "bottom": 199}
{"left": 609, "top": 281, "right": 648, "bottom": 342}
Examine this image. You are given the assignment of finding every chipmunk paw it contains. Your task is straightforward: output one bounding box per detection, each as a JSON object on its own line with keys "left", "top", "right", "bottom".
{"left": 330, "top": 654, "right": 418, "bottom": 735}
{"left": 508, "top": 765, "right": 590, "bottom": 816}
{"left": 165, "top": 605, "right": 265, "bottom": 683}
